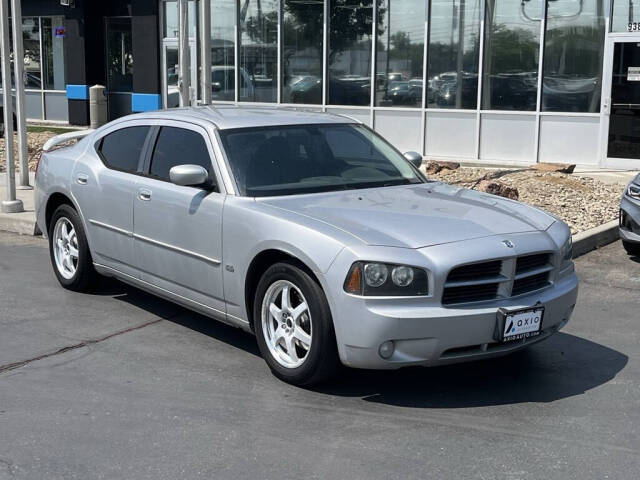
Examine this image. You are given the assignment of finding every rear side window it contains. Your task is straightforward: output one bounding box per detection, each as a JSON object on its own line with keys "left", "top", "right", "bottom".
{"left": 98, "top": 126, "right": 150, "bottom": 173}
{"left": 149, "top": 127, "right": 213, "bottom": 183}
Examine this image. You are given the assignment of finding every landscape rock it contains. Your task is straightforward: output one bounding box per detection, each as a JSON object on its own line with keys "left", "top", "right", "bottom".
{"left": 426, "top": 160, "right": 460, "bottom": 174}
{"left": 531, "top": 162, "right": 576, "bottom": 174}
{"left": 476, "top": 180, "right": 519, "bottom": 200}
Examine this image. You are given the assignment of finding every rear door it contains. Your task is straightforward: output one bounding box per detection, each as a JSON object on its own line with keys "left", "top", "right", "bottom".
{"left": 133, "top": 123, "right": 226, "bottom": 316}
{"left": 72, "top": 123, "right": 152, "bottom": 278}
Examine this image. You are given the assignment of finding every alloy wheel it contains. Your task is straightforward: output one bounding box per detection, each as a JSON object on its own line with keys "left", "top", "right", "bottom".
{"left": 52, "top": 217, "right": 79, "bottom": 280}
{"left": 261, "top": 280, "right": 313, "bottom": 368}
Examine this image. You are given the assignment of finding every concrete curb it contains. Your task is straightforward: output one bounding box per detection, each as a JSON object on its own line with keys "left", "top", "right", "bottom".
{"left": 572, "top": 219, "right": 620, "bottom": 259}
{"left": 0, "top": 211, "right": 38, "bottom": 235}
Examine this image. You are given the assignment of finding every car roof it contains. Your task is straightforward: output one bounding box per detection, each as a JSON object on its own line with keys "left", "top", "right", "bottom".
{"left": 126, "top": 106, "right": 359, "bottom": 130}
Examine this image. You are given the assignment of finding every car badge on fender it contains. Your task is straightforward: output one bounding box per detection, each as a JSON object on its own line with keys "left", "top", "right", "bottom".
{"left": 502, "top": 240, "right": 515, "bottom": 248}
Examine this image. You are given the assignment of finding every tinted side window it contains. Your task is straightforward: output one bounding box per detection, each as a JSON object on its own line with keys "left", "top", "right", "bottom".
{"left": 98, "top": 126, "right": 150, "bottom": 172}
{"left": 149, "top": 127, "right": 214, "bottom": 185}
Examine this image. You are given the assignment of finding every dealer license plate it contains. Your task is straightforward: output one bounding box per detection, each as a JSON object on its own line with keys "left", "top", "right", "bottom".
{"left": 498, "top": 307, "right": 544, "bottom": 342}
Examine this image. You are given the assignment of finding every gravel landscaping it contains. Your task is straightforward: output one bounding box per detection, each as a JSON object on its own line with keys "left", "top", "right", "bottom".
{"left": 0, "top": 131, "right": 57, "bottom": 173}
{"left": 426, "top": 166, "right": 623, "bottom": 234}
{"left": 1, "top": 130, "right": 624, "bottom": 235}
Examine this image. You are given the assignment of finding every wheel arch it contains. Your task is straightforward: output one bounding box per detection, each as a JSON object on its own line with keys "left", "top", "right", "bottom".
{"left": 244, "top": 249, "right": 325, "bottom": 331}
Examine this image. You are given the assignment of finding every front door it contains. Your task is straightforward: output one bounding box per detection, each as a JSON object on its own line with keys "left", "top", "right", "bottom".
{"left": 603, "top": 38, "right": 640, "bottom": 166}
{"left": 161, "top": 40, "right": 197, "bottom": 108}
{"left": 133, "top": 123, "right": 226, "bottom": 317}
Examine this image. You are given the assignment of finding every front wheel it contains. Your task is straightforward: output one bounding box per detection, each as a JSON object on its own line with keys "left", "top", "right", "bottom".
{"left": 48, "top": 204, "right": 98, "bottom": 291}
{"left": 254, "top": 262, "right": 339, "bottom": 386}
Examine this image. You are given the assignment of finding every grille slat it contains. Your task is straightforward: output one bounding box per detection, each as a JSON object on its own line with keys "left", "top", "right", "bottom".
{"left": 442, "top": 283, "right": 499, "bottom": 305}
{"left": 516, "top": 253, "right": 551, "bottom": 275}
{"left": 512, "top": 272, "right": 550, "bottom": 296}
{"left": 447, "top": 260, "right": 502, "bottom": 282}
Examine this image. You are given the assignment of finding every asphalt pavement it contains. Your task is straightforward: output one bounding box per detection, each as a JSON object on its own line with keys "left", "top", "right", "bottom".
{"left": 0, "top": 231, "right": 638, "bottom": 479}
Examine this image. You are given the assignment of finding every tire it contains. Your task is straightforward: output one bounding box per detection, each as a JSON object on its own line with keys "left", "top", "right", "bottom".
{"left": 48, "top": 204, "right": 98, "bottom": 291}
{"left": 254, "top": 261, "right": 340, "bottom": 386}
{"left": 623, "top": 240, "right": 640, "bottom": 256}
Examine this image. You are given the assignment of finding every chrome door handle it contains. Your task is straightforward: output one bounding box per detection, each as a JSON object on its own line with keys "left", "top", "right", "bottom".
{"left": 138, "top": 189, "right": 152, "bottom": 201}
{"left": 76, "top": 174, "right": 88, "bottom": 185}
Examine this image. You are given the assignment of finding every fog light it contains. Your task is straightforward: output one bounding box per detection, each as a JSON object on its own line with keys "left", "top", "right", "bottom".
{"left": 379, "top": 341, "right": 395, "bottom": 359}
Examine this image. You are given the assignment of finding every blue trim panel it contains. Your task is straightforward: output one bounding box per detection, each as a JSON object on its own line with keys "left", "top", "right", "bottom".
{"left": 66, "top": 85, "right": 89, "bottom": 100}
{"left": 131, "top": 93, "right": 162, "bottom": 112}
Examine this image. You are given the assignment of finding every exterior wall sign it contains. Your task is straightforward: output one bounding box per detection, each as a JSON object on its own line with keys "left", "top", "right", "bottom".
{"left": 54, "top": 26, "right": 66, "bottom": 38}
{"left": 628, "top": 67, "right": 640, "bottom": 82}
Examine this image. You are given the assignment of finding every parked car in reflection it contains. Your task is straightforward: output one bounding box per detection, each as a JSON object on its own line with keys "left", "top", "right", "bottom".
{"left": 620, "top": 173, "right": 640, "bottom": 256}
{"left": 167, "top": 66, "right": 254, "bottom": 107}
{"left": 287, "top": 75, "right": 322, "bottom": 104}
{"left": 328, "top": 74, "right": 370, "bottom": 105}
{"left": 35, "top": 107, "right": 578, "bottom": 386}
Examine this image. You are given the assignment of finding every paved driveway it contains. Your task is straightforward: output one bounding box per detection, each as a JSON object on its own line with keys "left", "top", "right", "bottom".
{"left": 0, "top": 231, "right": 638, "bottom": 479}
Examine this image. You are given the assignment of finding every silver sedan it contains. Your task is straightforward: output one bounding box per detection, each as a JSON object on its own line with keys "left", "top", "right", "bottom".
{"left": 35, "top": 107, "right": 579, "bottom": 385}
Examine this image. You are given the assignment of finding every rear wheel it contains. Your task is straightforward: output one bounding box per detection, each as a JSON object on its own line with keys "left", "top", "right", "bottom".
{"left": 623, "top": 240, "right": 640, "bottom": 256}
{"left": 48, "top": 204, "right": 98, "bottom": 291}
{"left": 254, "top": 262, "right": 339, "bottom": 386}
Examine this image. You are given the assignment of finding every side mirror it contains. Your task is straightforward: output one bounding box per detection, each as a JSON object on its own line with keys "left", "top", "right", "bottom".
{"left": 169, "top": 164, "right": 209, "bottom": 187}
{"left": 211, "top": 81, "right": 222, "bottom": 92}
{"left": 403, "top": 151, "right": 423, "bottom": 169}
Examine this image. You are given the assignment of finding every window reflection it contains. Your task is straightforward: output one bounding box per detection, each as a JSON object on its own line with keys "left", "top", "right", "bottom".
{"left": 482, "top": 0, "right": 541, "bottom": 111}
{"left": 328, "top": 0, "right": 373, "bottom": 106}
{"left": 375, "top": 0, "right": 425, "bottom": 108}
{"left": 428, "top": 0, "right": 481, "bottom": 109}
{"left": 22, "top": 18, "right": 41, "bottom": 89}
{"left": 42, "top": 17, "right": 66, "bottom": 91}
{"left": 163, "top": 0, "right": 197, "bottom": 38}
{"left": 542, "top": 0, "right": 605, "bottom": 113}
{"left": 210, "top": 0, "right": 236, "bottom": 101}
{"left": 612, "top": 0, "right": 640, "bottom": 32}
{"left": 282, "top": 0, "right": 324, "bottom": 104}
{"left": 239, "top": 0, "right": 278, "bottom": 103}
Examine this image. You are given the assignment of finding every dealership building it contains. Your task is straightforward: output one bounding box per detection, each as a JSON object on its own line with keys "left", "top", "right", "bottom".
{"left": 1, "top": 0, "right": 639, "bottom": 169}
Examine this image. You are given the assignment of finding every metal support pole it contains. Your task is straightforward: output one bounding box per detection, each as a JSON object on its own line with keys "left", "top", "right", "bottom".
{"left": 11, "top": 0, "right": 30, "bottom": 189}
{"left": 1, "top": 0, "right": 23, "bottom": 213}
{"left": 178, "top": 0, "right": 191, "bottom": 107}
{"left": 200, "top": 0, "right": 212, "bottom": 105}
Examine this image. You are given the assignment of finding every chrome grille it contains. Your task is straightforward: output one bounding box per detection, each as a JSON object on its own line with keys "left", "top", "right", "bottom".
{"left": 442, "top": 253, "right": 554, "bottom": 305}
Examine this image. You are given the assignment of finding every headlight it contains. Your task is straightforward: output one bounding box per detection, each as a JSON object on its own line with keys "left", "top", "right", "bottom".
{"left": 561, "top": 236, "right": 573, "bottom": 264}
{"left": 344, "top": 262, "right": 429, "bottom": 296}
{"left": 627, "top": 182, "right": 640, "bottom": 199}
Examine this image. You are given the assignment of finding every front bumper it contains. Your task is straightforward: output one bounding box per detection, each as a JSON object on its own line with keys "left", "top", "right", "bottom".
{"left": 321, "top": 233, "right": 578, "bottom": 370}
{"left": 620, "top": 194, "right": 640, "bottom": 244}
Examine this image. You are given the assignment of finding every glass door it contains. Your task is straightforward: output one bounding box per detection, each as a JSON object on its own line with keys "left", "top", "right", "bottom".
{"left": 161, "top": 39, "right": 197, "bottom": 108}
{"left": 105, "top": 17, "right": 134, "bottom": 120}
{"left": 603, "top": 37, "right": 640, "bottom": 165}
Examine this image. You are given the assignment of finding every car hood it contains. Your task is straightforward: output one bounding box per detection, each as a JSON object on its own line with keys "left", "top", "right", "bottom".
{"left": 259, "top": 183, "right": 555, "bottom": 249}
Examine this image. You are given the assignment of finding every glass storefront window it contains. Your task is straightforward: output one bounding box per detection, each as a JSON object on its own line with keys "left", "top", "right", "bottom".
{"left": 427, "top": 0, "right": 481, "bottom": 109}
{"left": 375, "top": 0, "right": 425, "bottom": 108}
{"left": 282, "top": 0, "right": 324, "bottom": 104}
{"left": 42, "top": 17, "right": 66, "bottom": 91}
{"left": 211, "top": 0, "right": 236, "bottom": 101}
{"left": 542, "top": 0, "right": 605, "bottom": 113}
{"left": 328, "top": 0, "right": 373, "bottom": 106}
{"left": 22, "top": 17, "right": 41, "bottom": 89}
{"left": 482, "top": 0, "right": 542, "bottom": 111}
{"left": 612, "top": 0, "right": 640, "bottom": 32}
{"left": 239, "top": 0, "right": 278, "bottom": 103}
{"left": 163, "top": 0, "right": 197, "bottom": 38}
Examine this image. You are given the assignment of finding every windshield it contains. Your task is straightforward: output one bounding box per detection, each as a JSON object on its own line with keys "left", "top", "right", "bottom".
{"left": 218, "top": 123, "right": 424, "bottom": 197}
